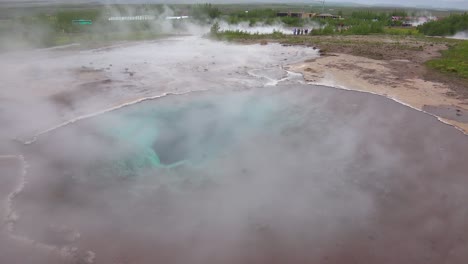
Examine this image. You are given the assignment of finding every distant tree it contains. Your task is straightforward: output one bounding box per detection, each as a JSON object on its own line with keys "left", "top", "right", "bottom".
{"left": 390, "top": 10, "right": 408, "bottom": 18}
{"left": 418, "top": 13, "right": 468, "bottom": 36}
{"left": 206, "top": 4, "right": 221, "bottom": 19}
{"left": 280, "top": 17, "right": 303, "bottom": 27}
{"left": 210, "top": 21, "right": 220, "bottom": 35}
{"left": 191, "top": 3, "right": 221, "bottom": 21}
{"left": 351, "top": 11, "right": 378, "bottom": 20}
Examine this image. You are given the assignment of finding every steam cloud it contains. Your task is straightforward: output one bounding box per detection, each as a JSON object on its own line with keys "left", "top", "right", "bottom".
{"left": 450, "top": 31, "right": 468, "bottom": 40}
{"left": 1, "top": 4, "right": 468, "bottom": 264}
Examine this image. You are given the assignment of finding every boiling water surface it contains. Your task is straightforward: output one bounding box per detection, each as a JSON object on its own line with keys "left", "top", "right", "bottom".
{"left": 1, "top": 37, "right": 468, "bottom": 264}
{"left": 13, "top": 84, "right": 468, "bottom": 264}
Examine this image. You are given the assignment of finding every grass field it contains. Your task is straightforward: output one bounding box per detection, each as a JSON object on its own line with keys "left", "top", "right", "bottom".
{"left": 383, "top": 27, "right": 422, "bottom": 36}
{"left": 427, "top": 41, "right": 468, "bottom": 79}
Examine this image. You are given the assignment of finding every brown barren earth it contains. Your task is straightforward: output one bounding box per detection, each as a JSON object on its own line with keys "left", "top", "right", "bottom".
{"left": 283, "top": 35, "right": 468, "bottom": 133}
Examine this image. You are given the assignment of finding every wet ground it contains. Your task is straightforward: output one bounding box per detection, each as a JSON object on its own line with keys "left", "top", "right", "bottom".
{"left": 423, "top": 105, "right": 468, "bottom": 124}
{"left": 0, "top": 36, "right": 310, "bottom": 143}
{"left": 1, "top": 37, "right": 468, "bottom": 264}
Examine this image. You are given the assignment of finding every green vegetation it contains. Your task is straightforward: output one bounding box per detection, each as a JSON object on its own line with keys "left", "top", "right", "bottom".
{"left": 427, "top": 41, "right": 468, "bottom": 79}
{"left": 55, "top": 9, "right": 101, "bottom": 32}
{"left": 418, "top": 13, "right": 468, "bottom": 36}
{"left": 0, "top": 7, "right": 191, "bottom": 50}
{"left": 225, "top": 8, "right": 276, "bottom": 25}
{"left": 0, "top": 2, "right": 463, "bottom": 52}
{"left": 310, "top": 25, "right": 335, "bottom": 35}
{"left": 210, "top": 21, "right": 220, "bottom": 35}
{"left": 191, "top": 3, "right": 221, "bottom": 20}
{"left": 220, "top": 9, "right": 412, "bottom": 30}
{"left": 211, "top": 29, "right": 285, "bottom": 41}
{"left": 279, "top": 17, "right": 305, "bottom": 27}
{"left": 383, "top": 27, "right": 421, "bottom": 36}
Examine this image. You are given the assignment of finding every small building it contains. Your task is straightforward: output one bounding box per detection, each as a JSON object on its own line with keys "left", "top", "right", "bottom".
{"left": 165, "top": 16, "right": 190, "bottom": 20}
{"left": 316, "top": 13, "right": 340, "bottom": 19}
{"left": 302, "top": 12, "right": 317, "bottom": 18}
{"left": 290, "top": 12, "right": 302, "bottom": 18}
{"left": 276, "top": 12, "right": 317, "bottom": 19}
{"left": 108, "top": 15, "right": 156, "bottom": 21}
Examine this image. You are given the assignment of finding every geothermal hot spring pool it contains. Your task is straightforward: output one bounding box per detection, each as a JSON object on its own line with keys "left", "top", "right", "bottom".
{"left": 1, "top": 37, "right": 468, "bottom": 264}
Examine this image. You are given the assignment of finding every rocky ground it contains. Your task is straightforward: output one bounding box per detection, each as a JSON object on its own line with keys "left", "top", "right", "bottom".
{"left": 305, "top": 35, "right": 468, "bottom": 98}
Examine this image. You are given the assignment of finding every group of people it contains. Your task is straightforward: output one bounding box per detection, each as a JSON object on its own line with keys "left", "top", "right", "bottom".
{"left": 293, "top": 28, "right": 309, "bottom": 35}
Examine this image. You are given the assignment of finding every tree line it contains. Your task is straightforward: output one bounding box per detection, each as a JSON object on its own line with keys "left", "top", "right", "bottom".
{"left": 418, "top": 13, "right": 468, "bottom": 36}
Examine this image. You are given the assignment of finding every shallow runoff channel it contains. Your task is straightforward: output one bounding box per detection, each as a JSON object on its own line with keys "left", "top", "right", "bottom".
{"left": 0, "top": 36, "right": 468, "bottom": 264}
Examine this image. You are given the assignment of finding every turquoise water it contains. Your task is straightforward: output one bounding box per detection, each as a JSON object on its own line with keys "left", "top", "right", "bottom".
{"left": 86, "top": 91, "right": 285, "bottom": 180}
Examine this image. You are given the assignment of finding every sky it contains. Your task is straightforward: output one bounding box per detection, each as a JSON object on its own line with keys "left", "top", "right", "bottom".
{"left": 0, "top": 0, "right": 467, "bottom": 9}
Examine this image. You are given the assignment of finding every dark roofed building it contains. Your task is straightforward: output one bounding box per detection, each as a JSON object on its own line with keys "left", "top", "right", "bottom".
{"left": 316, "top": 13, "right": 340, "bottom": 19}
{"left": 276, "top": 12, "right": 317, "bottom": 19}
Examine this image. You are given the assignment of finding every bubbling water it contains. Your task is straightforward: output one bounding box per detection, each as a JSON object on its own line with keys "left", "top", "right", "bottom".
{"left": 87, "top": 90, "right": 283, "bottom": 175}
